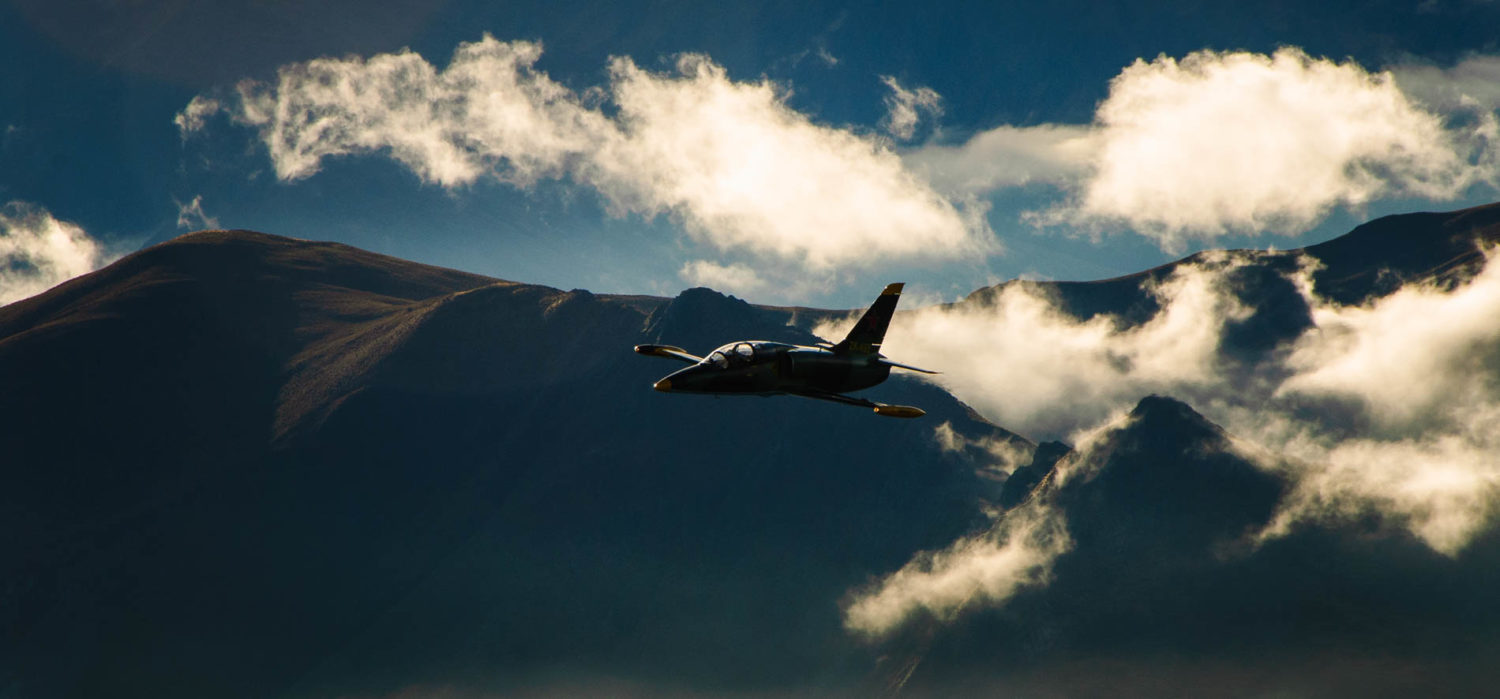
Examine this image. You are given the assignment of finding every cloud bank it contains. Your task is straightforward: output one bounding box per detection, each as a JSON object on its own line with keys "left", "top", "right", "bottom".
{"left": 835, "top": 249, "right": 1500, "bottom": 633}
{"left": 0, "top": 203, "right": 110, "bottom": 305}
{"left": 862, "top": 254, "right": 1254, "bottom": 436}
{"left": 180, "top": 36, "right": 993, "bottom": 277}
{"left": 1259, "top": 254, "right": 1500, "bottom": 553}
{"left": 183, "top": 39, "right": 1500, "bottom": 264}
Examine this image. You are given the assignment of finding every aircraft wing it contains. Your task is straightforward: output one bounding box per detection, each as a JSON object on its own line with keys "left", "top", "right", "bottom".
{"left": 790, "top": 389, "right": 926, "bottom": 418}
{"left": 634, "top": 344, "right": 703, "bottom": 364}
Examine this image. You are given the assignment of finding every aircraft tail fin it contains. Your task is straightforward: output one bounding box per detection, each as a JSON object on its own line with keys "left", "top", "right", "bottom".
{"left": 832, "top": 283, "right": 903, "bottom": 355}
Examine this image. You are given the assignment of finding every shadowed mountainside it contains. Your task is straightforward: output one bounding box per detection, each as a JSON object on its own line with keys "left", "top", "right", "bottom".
{"left": 7, "top": 202, "right": 1500, "bottom": 697}
{"left": 885, "top": 396, "right": 1500, "bottom": 698}
{"left": 969, "top": 201, "right": 1500, "bottom": 314}
{"left": 956, "top": 202, "right": 1500, "bottom": 364}
{"left": 0, "top": 230, "right": 1020, "bottom": 698}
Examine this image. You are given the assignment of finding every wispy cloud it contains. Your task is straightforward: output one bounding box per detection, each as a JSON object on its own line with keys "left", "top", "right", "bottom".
{"left": 173, "top": 96, "right": 222, "bottom": 135}
{"left": 845, "top": 412, "right": 1127, "bottom": 636}
{"left": 1394, "top": 53, "right": 1500, "bottom": 114}
{"left": 0, "top": 202, "right": 111, "bottom": 305}
{"left": 180, "top": 36, "right": 994, "bottom": 275}
{"left": 844, "top": 488, "right": 1071, "bottom": 636}
{"left": 879, "top": 75, "right": 941, "bottom": 141}
{"left": 932, "top": 420, "right": 1032, "bottom": 473}
{"left": 904, "top": 123, "right": 1096, "bottom": 194}
{"left": 174, "top": 194, "right": 221, "bottom": 230}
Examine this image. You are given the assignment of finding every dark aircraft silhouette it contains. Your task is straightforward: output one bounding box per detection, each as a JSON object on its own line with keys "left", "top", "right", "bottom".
{"left": 635, "top": 283, "right": 937, "bottom": 417}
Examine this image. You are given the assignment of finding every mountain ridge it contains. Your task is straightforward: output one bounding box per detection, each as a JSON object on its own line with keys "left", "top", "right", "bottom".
{"left": 6, "top": 203, "right": 1500, "bottom": 697}
{"left": 961, "top": 201, "right": 1500, "bottom": 326}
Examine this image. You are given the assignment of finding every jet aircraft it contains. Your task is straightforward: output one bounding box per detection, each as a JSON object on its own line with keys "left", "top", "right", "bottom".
{"left": 635, "top": 283, "right": 937, "bottom": 417}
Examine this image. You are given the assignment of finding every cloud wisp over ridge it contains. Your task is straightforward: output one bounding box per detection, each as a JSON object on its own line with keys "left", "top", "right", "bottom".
{"left": 844, "top": 487, "right": 1072, "bottom": 636}
{"left": 179, "top": 35, "right": 994, "bottom": 289}
{"left": 175, "top": 195, "right": 220, "bottom": 230}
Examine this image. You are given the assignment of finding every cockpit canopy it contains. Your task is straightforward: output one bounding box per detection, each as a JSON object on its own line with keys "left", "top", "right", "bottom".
{"left": 702, "top": 341, "right": 792, "bottom": 369}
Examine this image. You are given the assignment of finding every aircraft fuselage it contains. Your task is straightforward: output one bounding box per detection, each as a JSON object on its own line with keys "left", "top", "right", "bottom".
{"left": 652, "top": 341, "right": 892, "bottom": 396}
{"left": 635, "top": 283, "right": 933, "bottom": 417}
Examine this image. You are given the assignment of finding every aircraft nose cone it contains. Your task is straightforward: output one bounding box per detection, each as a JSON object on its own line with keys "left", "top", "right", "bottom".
{"left": 654, "top": 378, "right": 672, "bottom": 392}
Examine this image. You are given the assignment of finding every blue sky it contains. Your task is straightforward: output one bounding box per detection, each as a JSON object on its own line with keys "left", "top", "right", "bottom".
{"left": 6, "top": 0, "right": 1500, "bottom": 307}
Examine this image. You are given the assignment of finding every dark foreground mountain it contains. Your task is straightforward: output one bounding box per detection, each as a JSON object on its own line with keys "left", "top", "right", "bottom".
{"left": 0, "top": 230, "right": 1019, "bottom": 698}
{"left": 889, "top": 397, "right": 1500, "bottom": 698}
{"left": 5, "top": 203, "right": 1500, "bottom": 697}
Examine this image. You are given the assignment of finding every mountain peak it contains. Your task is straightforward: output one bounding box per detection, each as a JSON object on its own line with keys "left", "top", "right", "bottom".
{"left": 1302, "top": 202, "right": 1500, "bottom": 303}
{"left": 998, "top": 439, "right": 1071, "bottom": 508}
{"left": 1127, "top": 394, "right": 1223, "bottom": 438}
{"left": 166, "top": 227, "right": 303, "bottom": 245}
{"left": 643, "top": 285, "right": 811, "bottom": 350}
{"left": 664, "top": 285, "right": 753, "bottom": 318}
{"left": 1056, "top": 395, "right": 1283, "bottom": 555}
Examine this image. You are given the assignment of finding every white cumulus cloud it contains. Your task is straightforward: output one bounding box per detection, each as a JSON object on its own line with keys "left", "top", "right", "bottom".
{"left": 912, "top": 48, "right": 1496, "bottom": 249}
{"left": 228, "top": 39, "right": 599, "bottom": 187}
{"left": 0, "top": 203, "right": 111, "bottom": 305}
{"left": 181, "top": 35, "right": 993, "bottom": 272}
{"left": 591, "top": 55, "right": 991, "bottom": 268}
{"left": 1053, "top": 48, "right": 1487, "bottom": 247}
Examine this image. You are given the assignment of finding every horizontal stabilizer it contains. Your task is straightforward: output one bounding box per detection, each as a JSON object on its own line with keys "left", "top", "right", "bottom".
{"left": 879, "top": 358, "right": 939, "bottom": 374}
